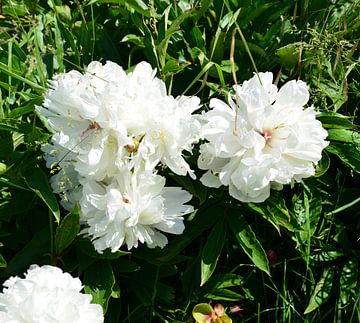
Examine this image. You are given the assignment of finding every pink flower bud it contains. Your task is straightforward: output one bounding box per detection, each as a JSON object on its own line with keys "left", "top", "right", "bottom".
{"left": 266, "top": 249, "right": 277, "bottom": 266}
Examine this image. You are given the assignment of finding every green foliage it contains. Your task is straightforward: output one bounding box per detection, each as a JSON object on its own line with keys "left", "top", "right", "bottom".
{"left": 0, "top": 0, "right": 359, "bottom": 322}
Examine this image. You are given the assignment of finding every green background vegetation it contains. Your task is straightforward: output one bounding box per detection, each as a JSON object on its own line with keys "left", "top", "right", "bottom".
{"left": 0, "top": 0, "right": 359, "bottom": 322}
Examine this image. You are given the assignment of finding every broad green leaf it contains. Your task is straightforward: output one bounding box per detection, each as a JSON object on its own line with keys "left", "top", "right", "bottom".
{"left": 162, "top": 58, "right": 186, "bottom": 75}
{"left": 1, "top": 228, "right": 50, "bottom": 277}
{"left": 228, "top": 214, "right": 270, "bottom": 275}
{"left": 340, "top": 259, "right": 358, "bottom": 305}
{"left": 23, "top": 165, "right": 60, "bottom": 223}
{"left": 293, "top": 191, "right": 322, "bottom": 240}
{"left": 202, "top": 273, "right": 253, "bottom": 301}
{"left": 317, "top": 112, "right": 354, "bottom": 129}
{"left": 250, "top": 194, "right": 299, "bottom": 233}
{"left": 204, "top": 273, "right": 245, "bottom": 290}
{"left": 326, "top": 142, "right": 360, "bottom": 173}
{"left": 304, "top": 267, "right": 335, "bottom": 314}
{"left": 201, "top": 219, "right": 226, "bottom": 286}
{"left": 310, "top": 245, "right": 343, "bottom": 264}
{"left": 8, "top": 105, "right": 35, "bottom": 118}
{"left": 55, "top": 206, "right": 80, "bottom": 254}
{"left": 327, "top": 129, "right": 360, "bottom": 144}
{"left": 84, "top": 261, "right": 115, "bottom": 312}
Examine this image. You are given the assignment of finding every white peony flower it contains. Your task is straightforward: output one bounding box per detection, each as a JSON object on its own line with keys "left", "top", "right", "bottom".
{"left": 37, "top": 60, "right": 199, "bottom": 252}
{"left": 37, "top": 61, "right": 201, "bottom": 181}
{"left": 198, "top": 72, "right": 328, "bottom": 203}
{"left": 0, "top": 265, "right": 103, "bottom": 323}
{"left": 79, "top": 168, "right": 193, "bottom": 252}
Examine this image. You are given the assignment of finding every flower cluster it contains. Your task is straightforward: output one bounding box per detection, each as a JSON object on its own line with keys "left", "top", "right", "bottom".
{"left": 0, "top": 265, "right": 103, "bottom": 323}
{"left": 198, "top": 72, "right": 328, "bottom": 203}
{"left": 39, "top": 62, "right": 329, "bottom": 252}
{"left": 37, "top": 61, "right": 200, "bottom": 252}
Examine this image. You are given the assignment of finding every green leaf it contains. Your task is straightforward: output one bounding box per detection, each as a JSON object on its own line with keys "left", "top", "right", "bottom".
{"left": 88, "top": 0, "right": 151, "bottom": 17}
{"left": 0, "top": 63, "right": 45, "bottom": 91}
{"left": 23, "top": 165, "right": 60, "bottom": 223}
{"left": 112, "top": 258, "right": 140, "bottom": 273}
{"left": 158, "top": 8, "right": 196, "bottom": 67}
{"left": 0, "top": 242, "right": 7, "bottom": 268}
{"left": 121, "top": 34, "right": 145, "bottom": 47}
{"left": 0, "top": 253, "right": 7, "bottom": 268}
{"left": 201, "top": 218, "right": 226, "bottom": 286}
{"left": 55, "top": 206, "right": 80, "bottom": 254}
{"left": 250, "top": 194, "right": 299, "bottom": 233}
{"left": 204, "top": 288, "right": 244, "bottom": 301}
{"left": 0, "top": 118, "right": 33, "bottom": 133}
{"left": 317, "top": 112, "right": 354, "bottom": 129}
{"left": 157, "top": 207, "right": 221, "bottom": 263}
{"left": 327, "top": 129, "right": 360, "bottom": 144}
{"left": 0, "top": 162, "right": 7, "bottom": 175}
{"left": 304, "top": 267, "right": 335, "bottom": 314}
{"left": 84, "top": 261, "right": 115, "bottom": 313}
{"left": 228, "top": 213, "right": 270, "bottom": 275}
{"left": 204, "top": 273, "right": 244, "bottom": 290}
{"left": 276, "top": 42, "right": 304, "bottom": 68}
{"left": 315, "top": 151, "right": 330, "bottom": 177}
{"left": 340, "top": 259, "right": 358, "bottom": 305}
{"left": 326, "top": 142, "right": 360, "bottom": 173}
{"left": 1, "top": 228, "right": 50, "bottom": 277}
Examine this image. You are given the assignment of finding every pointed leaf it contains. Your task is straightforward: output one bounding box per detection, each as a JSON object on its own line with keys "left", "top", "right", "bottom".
{"left": 23, "top": 165, "right": 60, "bottom": 223}
{"left": 157, "top": 207, "right": 221, "bottom": 263}
{"left": 1, "top": 228, "right": 50, "bottom": 277}
{"left": 326, "top": 143, "right": 360, "bottom": 173}
{"left": 201, "top": 219, "right": 226, "bottom": 286}
{"left": 304, "top": 267, "right": 335, "bottom": 314}
{"left": 84, "top": 261, "right": 115, "bottom": 313}
{"left": 327, "top": 129, "right": 360, "bottom": 144}
{"left": 228, "top": 214, "right": 270, "bottom": 275}
{"left": 317, "top": 112, "right": 354, "bottom": 129}
{"left": 55, "top": 206, "right": 80, "bottom": 254}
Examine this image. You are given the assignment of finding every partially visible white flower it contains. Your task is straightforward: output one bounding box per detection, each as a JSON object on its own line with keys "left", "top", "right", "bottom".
{"left": 79, "top": 168, "right": 193, "bottom": 252}
{"left": 107, "top": 62, "right": 202, "bottom": 178}
{"left": 0, "top": 265, "right": 103, "bottom": 323}
{"left": 198, "top": 72, "right": 328, "bottom": 203}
